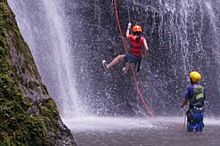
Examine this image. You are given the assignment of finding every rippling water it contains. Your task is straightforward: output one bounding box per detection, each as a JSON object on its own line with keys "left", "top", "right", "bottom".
{"left": 64, "top": 116, "right": 220, "bottom": 146}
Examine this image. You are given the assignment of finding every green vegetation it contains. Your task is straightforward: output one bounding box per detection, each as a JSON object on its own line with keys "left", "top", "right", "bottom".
{"left": 0, "top": 1, "right": 72, "bottom": 145}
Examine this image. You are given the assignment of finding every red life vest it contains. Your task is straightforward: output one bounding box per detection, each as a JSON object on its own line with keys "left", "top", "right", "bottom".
{"left": 128, "top": 35, "right": 144, "bottom": 56}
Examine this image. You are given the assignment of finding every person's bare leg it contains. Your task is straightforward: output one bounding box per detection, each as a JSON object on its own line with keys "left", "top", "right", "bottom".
{"left": 122, "top": 63, "right": 131, "bottom": 74}
{"left": 106, "top": 54, "right": 125, "bottom": 69}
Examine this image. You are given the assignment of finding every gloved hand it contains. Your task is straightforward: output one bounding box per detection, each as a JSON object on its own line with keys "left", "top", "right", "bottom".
{"left": 128, "top": 22, "right": 132, "bottom": 29}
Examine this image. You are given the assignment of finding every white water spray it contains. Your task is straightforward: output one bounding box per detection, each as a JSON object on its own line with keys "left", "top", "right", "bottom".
{"left": 8, "top": 0, "right": 87, "bottom": 118}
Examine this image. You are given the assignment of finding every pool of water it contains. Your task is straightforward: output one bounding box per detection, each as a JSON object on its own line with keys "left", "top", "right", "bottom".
{"left": 63, "top": 116, "right": 220, "bottom": 146}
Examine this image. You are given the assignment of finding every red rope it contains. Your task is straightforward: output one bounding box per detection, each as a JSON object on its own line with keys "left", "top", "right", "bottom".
{"left": 131, "top": 69, "right": 155, "bottom": 116}
{"left": 113, "top": 0, "right": 155, "bottom": 117}
{"left": 113, "top": 0, "right": 128, "bottom": 51}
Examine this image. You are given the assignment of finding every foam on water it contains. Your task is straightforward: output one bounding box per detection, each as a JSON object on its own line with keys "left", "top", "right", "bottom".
{"left": 63, "top": 116, "right": 156, "bottom": 132}
{"left": 63, "top": 116, "right": 220, "bottom": 132}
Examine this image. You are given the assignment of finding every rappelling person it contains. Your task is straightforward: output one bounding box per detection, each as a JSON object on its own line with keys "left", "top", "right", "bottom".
{"left": 181, "top": 71, "right": 206, "bottom": 132}
{"left": 102, "top": 22, "right": 149, "bottom": 74}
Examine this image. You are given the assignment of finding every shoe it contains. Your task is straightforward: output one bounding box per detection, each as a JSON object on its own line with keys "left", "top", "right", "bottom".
{"left": 102, "top": 60, "right": 108, "bottom": 71}
{"left": 122, "top": 67, "right": 127, "bottom": 74}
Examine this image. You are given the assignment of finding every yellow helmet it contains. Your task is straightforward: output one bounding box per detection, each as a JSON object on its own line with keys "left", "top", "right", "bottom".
{"left": 189, "top": 71, "right": 201, "bottom": 83}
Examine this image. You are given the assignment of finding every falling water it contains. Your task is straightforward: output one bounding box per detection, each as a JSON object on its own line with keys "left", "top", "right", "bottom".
{"left": 8, "top": 0, "right": 86, "bottom": 118}
{"left": 9, "top": 0, "right": 220, "bottom": 116}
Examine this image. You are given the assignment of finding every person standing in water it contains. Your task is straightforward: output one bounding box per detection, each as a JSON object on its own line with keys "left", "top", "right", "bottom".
{"left": 102, "top": 23, "right": 149, "bottom": 74}
{"left": 181, "top": 71, "right": 206, "bottom": 132}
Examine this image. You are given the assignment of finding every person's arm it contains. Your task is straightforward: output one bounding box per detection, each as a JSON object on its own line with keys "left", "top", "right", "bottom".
{"left": 126, "top": 22, "right": 131, "bottom": 38}
{"left": 142, "top": 38, "right": 149, "bottom": 57}
{"left": 181, "top": 99, "right": 189, "bottom": 108}
{"left": 143, "top": 38, "right": 149, "bottom": 51}
{"left": 181, "top": 86, "right": 193, "bottom": 108}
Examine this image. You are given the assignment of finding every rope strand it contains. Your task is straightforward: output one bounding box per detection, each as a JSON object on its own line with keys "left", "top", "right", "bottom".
{"left": 126, "top": 0, "right": 131, "bottom": 23}
{"left": 113, "top": 0, "right": 155, "bottom": 117}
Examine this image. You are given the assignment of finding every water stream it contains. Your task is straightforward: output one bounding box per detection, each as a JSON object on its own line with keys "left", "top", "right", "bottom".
{"left": 8, "top": 0, "right": 86, "bottom": 118}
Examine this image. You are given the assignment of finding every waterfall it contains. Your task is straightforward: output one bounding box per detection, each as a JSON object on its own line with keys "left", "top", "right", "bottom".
{"left": 8, "top": 0, "right": 220, "bottom": 116}
{"left": 8, "top": 0, "right": 87, "bottom": 118}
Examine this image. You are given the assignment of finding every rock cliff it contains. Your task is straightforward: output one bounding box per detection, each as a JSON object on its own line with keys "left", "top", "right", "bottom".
{"left": 0, "top": 1, "right": 76, "bottom": 145}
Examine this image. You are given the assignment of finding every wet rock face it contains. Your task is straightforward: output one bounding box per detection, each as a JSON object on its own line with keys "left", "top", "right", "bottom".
{"left": 6, "top": 19, "right": 49, "bottom": 101}
{"left": 0, "top": 1, "right": 76, "bottom": 145}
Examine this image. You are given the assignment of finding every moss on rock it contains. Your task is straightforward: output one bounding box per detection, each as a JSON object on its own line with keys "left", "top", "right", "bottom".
{"left": 0, "top": 1, "right": 76, "bottom": 145}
